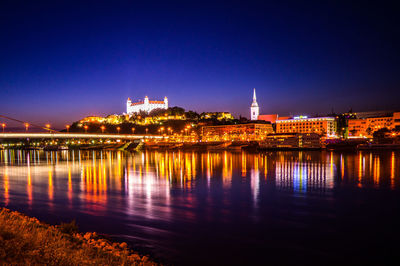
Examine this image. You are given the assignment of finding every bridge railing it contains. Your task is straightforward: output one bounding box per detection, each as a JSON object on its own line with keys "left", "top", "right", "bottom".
{"left": 0, "top": 132, "right": 165, "bottom": 139}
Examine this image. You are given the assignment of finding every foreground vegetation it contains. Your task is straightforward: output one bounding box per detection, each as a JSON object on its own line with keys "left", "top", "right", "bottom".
{"left": 0, "top": 208, "right": 157, "bottom": 265}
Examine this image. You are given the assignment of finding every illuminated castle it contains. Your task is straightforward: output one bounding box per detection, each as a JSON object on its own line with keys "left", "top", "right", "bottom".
{"left": 250, "top": 88, "right": 259, "bottom": 120}
{"left": 126, "top": 96, "right": 168, "bottom": 114}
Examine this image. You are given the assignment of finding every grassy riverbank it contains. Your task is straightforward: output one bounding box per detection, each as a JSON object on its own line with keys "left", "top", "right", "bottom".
{"left": 0, "top": 208, "right": 157, "bottom": 265}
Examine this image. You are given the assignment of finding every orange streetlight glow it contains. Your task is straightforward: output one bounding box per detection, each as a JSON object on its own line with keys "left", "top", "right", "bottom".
{"left": 117, "top": 126, "right": 121, "bottom": 134}
{"left": 1, "top": 123, "right": 5, "bottom": 133}
{"left": 101, "top": 125, "right": 105, "bottom": 133}
{"left": 25, "top": 123, "right": 29, "bottom": 132}
{"left": 66, "top": 125, "right": 70, "bottom": 133}
{"left": 84, "top": 125, "right": 88, "bottom": 133}
{"left": 131, "top": 127, "right": 135, "bottom": 134}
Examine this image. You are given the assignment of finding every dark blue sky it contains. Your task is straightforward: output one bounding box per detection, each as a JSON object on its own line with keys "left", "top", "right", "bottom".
{"left": 1, "top": 1, "right": 399, "bottom": 127}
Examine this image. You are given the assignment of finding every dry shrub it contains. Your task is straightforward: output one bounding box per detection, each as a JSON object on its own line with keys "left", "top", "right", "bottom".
{"left": 0, "top": 208, "right": 159, "bottom": 265}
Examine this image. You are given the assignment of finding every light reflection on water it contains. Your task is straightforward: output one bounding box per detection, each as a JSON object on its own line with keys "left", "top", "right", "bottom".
{"left": 1, "top": 149, "right": 400, "bottom": 265}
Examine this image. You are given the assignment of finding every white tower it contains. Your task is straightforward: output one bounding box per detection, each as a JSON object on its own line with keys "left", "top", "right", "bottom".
{"left": 250, "top": 88, "right": 259, "bottom": 120}
{"left": 164, "top": 96, "right": 168, "bottom": 109}
{"left": 126, "top": 97, "right": 132, "bottom": 114}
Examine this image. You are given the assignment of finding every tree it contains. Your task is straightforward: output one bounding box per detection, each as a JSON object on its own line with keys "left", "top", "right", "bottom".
{"left": 149, "top": 108, "right": 167, "bottom": 117}
{"left": 168, "top": 106, "right": 185, "bottom": 116}
{"left": 185, "top": 110, "right": 199, "bottom": 120}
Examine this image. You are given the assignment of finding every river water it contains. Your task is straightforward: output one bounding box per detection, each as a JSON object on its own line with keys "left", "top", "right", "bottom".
{"left": 0, "top": 149, "right": 399, "bottom": 265}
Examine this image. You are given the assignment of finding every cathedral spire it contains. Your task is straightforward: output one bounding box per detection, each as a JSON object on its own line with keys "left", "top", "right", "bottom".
{"left": 250, "top": 88, "right": 259, "bottom": 120}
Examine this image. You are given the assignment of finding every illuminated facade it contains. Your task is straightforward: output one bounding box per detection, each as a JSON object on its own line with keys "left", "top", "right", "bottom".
{"left": 202, "top": 123, "right": 274, "bottom": 142}
{"left": 276, "top": 116, "right": 336, "bottom": 137}
{"left": 258, "top": 114, "right": 278, "bottom": 123}
{"left": 80, "top": 116, "right": 105, "bottom": 123}
{"left": 127, "top": 96, "right": 168, "bottom": 114}
{"left": 348, "top": 111, "right": 400, "bottom": 137}
{"left": 250, "top": 88, "right": 259, "bottom": 120}
{"left": 201, "top": 112, "right": 234, "bottom": 120}
{"left": 261, "top": 133, "right": 321, "bottom": 149}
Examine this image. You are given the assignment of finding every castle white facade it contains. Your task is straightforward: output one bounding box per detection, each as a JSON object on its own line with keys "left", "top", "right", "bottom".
{"left": 126, "top": 96, "right": 168, "bottom": 114}
{"left": 250, "top": 88, "right": 259, "bottom": 120}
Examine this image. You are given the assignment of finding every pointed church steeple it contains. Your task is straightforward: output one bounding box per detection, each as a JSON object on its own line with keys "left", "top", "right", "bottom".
{"left": 250, "top": 88, "right": 259, "bottom": 120}
{"left": 251, "top": 88, "right": 258, "bottom": 107}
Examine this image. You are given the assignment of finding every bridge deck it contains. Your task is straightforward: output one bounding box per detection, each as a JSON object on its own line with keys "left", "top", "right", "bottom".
{"left": 0, "top": 133, "right": 163, "bottom": 139}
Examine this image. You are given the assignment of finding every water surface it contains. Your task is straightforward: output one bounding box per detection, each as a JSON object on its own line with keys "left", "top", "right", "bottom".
{"left": 1, "top": 150, "right": 399, "bottom": 265}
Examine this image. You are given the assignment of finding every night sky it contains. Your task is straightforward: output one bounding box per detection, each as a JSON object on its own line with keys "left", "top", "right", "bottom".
{"left": 1, "top": 1, "right": 399, "bottom": 128}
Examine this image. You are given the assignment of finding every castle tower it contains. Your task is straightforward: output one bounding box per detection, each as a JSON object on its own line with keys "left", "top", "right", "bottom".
{"left": 126, "top": 97, "right": 132, "bottom": 114}
{"left": 164, "top": 96, "right": 168, "bottom": 109}
{"left": 144, "top": 96, "right": 149, "bottom": 111}
{"left": 250, "top": 88, "right": 259, "bottom": 120}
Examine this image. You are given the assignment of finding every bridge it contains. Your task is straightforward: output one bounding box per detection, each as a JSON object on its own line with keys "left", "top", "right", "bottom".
{"left": 0, "top": 115, "right": 164, "bottom": 142}
{"left": 0, "top": 132, "right": 164, "bottom": 140}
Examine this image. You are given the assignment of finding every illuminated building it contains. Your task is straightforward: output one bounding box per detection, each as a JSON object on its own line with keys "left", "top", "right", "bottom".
{"left": 258, "top": 114, "right": 278, "bottom": 123}
{"left": 250, "top": 88, "right": 259, "bottom": 120}
{"left": 348, "top": 111, "right": 400, "bottom": 137}
{"left": 260, "top": 133, "right": 321, "bottom": 149}
{"left": 200, "top": 112, "right": 234, "bottom": 120}
{"left": 126, "top": 96, "right": 168, "bottom": 114}
{"left": 80, "top": 116, "right": 106, "bottom": 123}
{"left": 276, "top": 116, "right": 336, "bottom": 137}
{"left": 257, "top": 114, "right": 292, "bottom": 123}
{"left": 202, "top": 123, "right": 274, "bottom": 142}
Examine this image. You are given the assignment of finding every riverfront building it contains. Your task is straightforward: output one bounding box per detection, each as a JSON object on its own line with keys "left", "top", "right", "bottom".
{"left": 258, "top": 114, "right": 292, "bottom": 123}
{"left": 127, "top": 96, "right": 168, "bottom": 114}
{"left": 200, "top": 112, "right": 234, "bottom": 120}
{"left": 276, "top": 116, "right": 337, "bottom": 137}
{"left": 261, "top": 133, "right": 321, "bottom": 149}
{"left": 202, "top": 123, "right": 274, "bottom": 142}
{"left": 348, "top": 111, "right": 400, "bottom": 137}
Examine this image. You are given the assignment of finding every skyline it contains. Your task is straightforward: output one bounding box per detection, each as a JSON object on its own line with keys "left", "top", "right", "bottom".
{"left": 1, "top": 1, "right": 400, "bottom": 127}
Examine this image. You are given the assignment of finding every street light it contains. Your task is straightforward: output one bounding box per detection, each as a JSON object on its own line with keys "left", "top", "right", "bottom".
{"left": 117, "top": 126, "right": 121, "bottom": 134}
{"left": 1, "top": 123, "right": 5, "bottom": 133}
{"left": 101, "top": 125, "right": 105, "bottom": 133}
{"left": 25, "top": 123, "right": 29, "bottom": 132}
{"left": 45, "top": 124, "right": 51, "bottom": 131}
{"left": 145, "top": 128, "right": 148, "bottom": 134}
{"left": 66, "top": 125, "right": 70, "bottom": 133}
{"left": 131, "top": 127, "right": 135, "bottom": 134}
{"left": 84, "top": 125, "right": 88, "bottom": 133}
